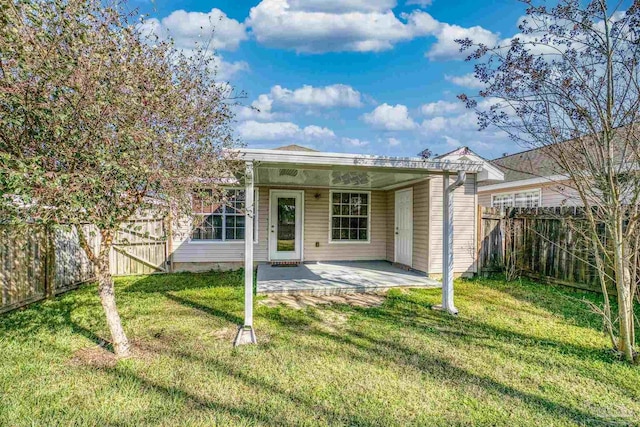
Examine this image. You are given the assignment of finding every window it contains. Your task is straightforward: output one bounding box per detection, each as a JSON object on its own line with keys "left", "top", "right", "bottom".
{"left": 191, "top": 189, "right": 257, "bottom": 241}
{"left": 330, "top": 191, "right": 369, "bottom": 242}
{"left": 491, "top": 190, "right": 540, "bottom": 209}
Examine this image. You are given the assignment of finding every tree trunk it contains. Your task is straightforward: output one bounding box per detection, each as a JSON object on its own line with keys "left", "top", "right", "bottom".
{"left": 613, "top": 229, "right": 634, "bottom": 362}
{"left": 95, "top": 242, "right": 131, "bottom": 358}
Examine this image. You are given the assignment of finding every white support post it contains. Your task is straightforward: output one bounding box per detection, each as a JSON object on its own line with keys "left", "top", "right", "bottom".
{"left": 434, "top": 170, "right": 466, "bottom": 315}
{"left": 234, "top": 161, "right": 257, "bottom": 346}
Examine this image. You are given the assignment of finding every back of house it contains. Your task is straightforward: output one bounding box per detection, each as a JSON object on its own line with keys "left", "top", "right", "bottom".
{"left": 169, "top": 144, "right": 503, "bottom": 279}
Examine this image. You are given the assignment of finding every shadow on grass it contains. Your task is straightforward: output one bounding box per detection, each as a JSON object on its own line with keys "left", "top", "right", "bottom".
{"left": 94, "top": 343, "right": 383, "bottom": 427}
{"left": 0, "top": 286, "right": 114, "bottom": 351}
{"left": 261, "top": 305, "right": 633, "bottom": 426}
{"left": 470, "top": 276, "right": 640, "bottom": 343}
{"left": 122, "top": 270, "right": 244, "bottom": 294}
{"left": 95, "top": 365, "right": 302, "bottom": 427}
{"left": 164, "top": 293, "right": 243, "bottom": 325}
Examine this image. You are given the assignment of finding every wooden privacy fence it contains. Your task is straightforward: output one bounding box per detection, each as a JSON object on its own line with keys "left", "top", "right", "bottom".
{"left": 0, "top": 218, "right": 167, "bottom": 313}
{"left": 477, "top": 207, "right": 610, "bottom": 292}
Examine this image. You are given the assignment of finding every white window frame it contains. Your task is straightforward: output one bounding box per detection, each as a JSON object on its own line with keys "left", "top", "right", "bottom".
{"left": 328, "top": 190, "right": 372, "bottom": 244}
{"left": 190, "top": 188, "right": 259, "bottom": 244}
{"left": 491, "top": 188, "right": 541, "bottom": 209}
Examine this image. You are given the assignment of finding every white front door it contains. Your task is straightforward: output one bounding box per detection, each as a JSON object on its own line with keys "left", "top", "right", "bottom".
{"left": 395, "top": 188, "right": 413, "bottom": 267}
{"left": 269, "top": 190, "right": 304, "bottom": 261}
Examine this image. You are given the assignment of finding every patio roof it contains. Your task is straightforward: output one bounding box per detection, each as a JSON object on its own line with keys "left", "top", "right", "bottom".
{"left": 237, "top": 147, "right": 496, "bottom": 190}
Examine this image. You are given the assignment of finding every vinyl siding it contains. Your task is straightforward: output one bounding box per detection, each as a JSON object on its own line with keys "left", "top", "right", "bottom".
{"left": 412, "top": 181, "right": 430, "bottom": 273}
{"left": 304, "top": 188, "right": 387, "bottom": 261}
{"left": 478, "top": 180, "right": 580, "bottom": 207}
{"left": 429, "top": 174, "right": 477, "bottom": 274}
{"left": 171, "top": 187, "right": 269, "bottom": 263}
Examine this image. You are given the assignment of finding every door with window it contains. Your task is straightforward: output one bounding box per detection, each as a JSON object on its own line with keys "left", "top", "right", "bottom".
{"left": 269, "top": 191, "right": 303, "bottom": 261}
{"left": 395, "top": 188, "right": 413, "bottom": 267}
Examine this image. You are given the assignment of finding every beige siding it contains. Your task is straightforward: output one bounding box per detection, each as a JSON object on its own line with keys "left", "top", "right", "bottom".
{"left": 386, "top": 192, "right": 395, "bottom": 262}
{"left": 303, "top": 188, "right": 387, "bottom": 261}
{"left": 429, "top": 174, "right": 477, "bottom": 274}
{"left": 411, "top": 181, "right": 430, "bottom": 273}
{"left": 478, "top": 180, "right": 580, "bottom": 207}
{"left": 171, "top": 187, "right": 269, "bottom": 264}
{"left": 171, "top": 177, "right": 479, "bottom": 275}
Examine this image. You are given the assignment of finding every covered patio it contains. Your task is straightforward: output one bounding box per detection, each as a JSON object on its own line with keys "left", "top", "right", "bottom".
{"left": 233, "top": 147, "right": 502, "bottom": 345}
{"left": 256, "top": 261, "right": 441, "bottom": 295}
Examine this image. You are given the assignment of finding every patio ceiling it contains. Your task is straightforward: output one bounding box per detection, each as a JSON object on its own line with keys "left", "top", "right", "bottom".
{"left": 254, "top": 165, "right": 430, "bottom": 190}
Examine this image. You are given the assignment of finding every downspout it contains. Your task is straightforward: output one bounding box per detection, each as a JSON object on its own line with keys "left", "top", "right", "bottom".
{"left": 435, "top": 170, "right": 466, "bottom": 315}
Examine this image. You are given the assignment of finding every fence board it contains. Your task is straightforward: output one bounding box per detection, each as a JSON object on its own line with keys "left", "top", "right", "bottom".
{"left": 477, "top": 207, "right": 617, "bottom": 293}
{"left": 1, "top": 217, "right": 167, "bottom": 314}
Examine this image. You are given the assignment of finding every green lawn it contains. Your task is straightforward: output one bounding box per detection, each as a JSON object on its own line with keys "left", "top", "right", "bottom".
{"left": 1, "top": 272, "right": 639, "bottom": 426}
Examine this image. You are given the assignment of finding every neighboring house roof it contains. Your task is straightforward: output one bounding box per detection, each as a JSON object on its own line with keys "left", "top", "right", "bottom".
{"left": 273, "top": 144, "right": 318, "bottom": 152}
{"left": 478, "top": 145, "right": 563, "bottom": 188}
{"left": 478, "top": 125, "right": 639, "bottom": 191}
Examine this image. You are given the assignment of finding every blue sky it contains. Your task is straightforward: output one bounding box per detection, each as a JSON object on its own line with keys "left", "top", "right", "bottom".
{"left": 131, "top": 0, "right": 541, "bottom": 159}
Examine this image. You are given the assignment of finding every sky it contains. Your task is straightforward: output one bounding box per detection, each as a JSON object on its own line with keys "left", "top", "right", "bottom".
{"left": 128, "top": 0, "right": 550, "bottom": 159}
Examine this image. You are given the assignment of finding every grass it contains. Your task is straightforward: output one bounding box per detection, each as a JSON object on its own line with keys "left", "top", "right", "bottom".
{"left": 1, "top": 272, "right": 640, "bottom": 426}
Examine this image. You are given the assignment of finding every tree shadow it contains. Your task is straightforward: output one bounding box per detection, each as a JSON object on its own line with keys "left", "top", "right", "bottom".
{"left": 164, "top": 293, "right": 243, "bottom": 325}
{"left": 123, "top": 269, "right": 244, "bottom": 294}
{"left": 91, "top": 340, "right": 384, "bottom": 427}
{"left": 262, "top": 305, "right": 634, "bottom": 426}
{"left": 472, "top": 276, "right": 640, "bottom": 341}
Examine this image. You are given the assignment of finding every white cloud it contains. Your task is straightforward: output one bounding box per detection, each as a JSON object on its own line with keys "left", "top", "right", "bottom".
{"left": 303, "top": 125, "right": 336, "bottom": 139}
{"left": 139, "top": 9, "right": 247, "bottom": 51}
{"left": 138, "top": 11, "right": 248, "bottom": 81}
{"left": 237, "top": 120, "right": 335, "bottom": 141}
{"left": 210, "top": 54, "right": 249, "bottom": 80}
{"left": 342, "top": 137, "right": 370, "bottom": 147}
{"left": 420, "top": 100, "right": 464, "bottom": 116}
{"left": 236, "top": 94, "right": 283, "bottom": 121}
{"left": 445, "top": 73, "right": 484, "bottom": 89}
{"left": 288, "top": 0, "right": 397, "bottom": 13}
{"left": 362, "top": 103, "right": 417, "bottom": 131}
{"left": 246, "top": 1, "right": 436, "bottom": 53}
{"left": 246, "top": 2, "right": 498, "bottom": 59}
{"left": 387, "top": 137, "right": 402, "bottom": 146}
{"left": 406, "top": 0, "right": 433, "bottom": 7}
{"left": 421, "top": 116, "right": 447, "bottom": 132}
{"left": 270, "top": 84, "right": 363, "bottom": 108}
{"left": 443, "top": 135, "right": 461, "bottom": 147}
{"left": 425, "top": 22, "right": 499, "bottom": 60}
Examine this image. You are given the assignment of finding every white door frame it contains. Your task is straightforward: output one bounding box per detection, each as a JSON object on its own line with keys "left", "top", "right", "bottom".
{"left": 394, "top": 188, "right": 413, "bottom": 267}
{"left": 269, "top": 190, "right": 304, "bottom": 261}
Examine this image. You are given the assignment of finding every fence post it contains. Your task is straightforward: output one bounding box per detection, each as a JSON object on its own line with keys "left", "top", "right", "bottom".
{"left": 476, "top": 204, "right": 483, "bottom": 275}
{"left": 44, "top": 225, "right": 55, "bottom": 298}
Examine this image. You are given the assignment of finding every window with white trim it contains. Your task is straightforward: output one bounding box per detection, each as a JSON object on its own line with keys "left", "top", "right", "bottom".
{"left": 191, "top": 189, "right": 257, "bottom": 241}
{"left": 491, "top": 190, "right": 540, "bottom": 209}
{"left": 330, "top": 191, "right": 369, "bottom": 241}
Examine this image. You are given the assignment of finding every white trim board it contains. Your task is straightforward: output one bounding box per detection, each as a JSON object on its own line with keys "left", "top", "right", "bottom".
{"left": 238, "top": 148, "right": 485, "bottom": 173}
{"left": 478, "top": 174, "right": 569, "bottom": 192}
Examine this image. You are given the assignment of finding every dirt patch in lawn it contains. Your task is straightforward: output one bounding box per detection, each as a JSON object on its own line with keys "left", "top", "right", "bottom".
{"left": 260, "top": 292, "right": 387, "bottom": 310}
{"left": 69, "top": 345, "right": 118, "bottom": 369}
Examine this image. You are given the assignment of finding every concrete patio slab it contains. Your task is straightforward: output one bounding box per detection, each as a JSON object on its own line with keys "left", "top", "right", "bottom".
{"left": 257, "top": 261, "right": 441, "bottom": 295}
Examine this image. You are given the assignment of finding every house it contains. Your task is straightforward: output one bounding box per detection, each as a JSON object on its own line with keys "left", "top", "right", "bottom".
{"left": 475, "top": 146, "right": 580, "bottom": 208}
{"left": 167, "top": 144, "right": 503, "bottom": 344}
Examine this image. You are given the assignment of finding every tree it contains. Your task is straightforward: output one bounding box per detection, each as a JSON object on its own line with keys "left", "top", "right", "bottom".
{"left": 459, "top": 0, "right": 640, "bottom": 362}
{"left": 418, "top": 148, "right": 433, "bottom": 159}
{"left": 0, "top": 0, "right": 241, "bottom": 357}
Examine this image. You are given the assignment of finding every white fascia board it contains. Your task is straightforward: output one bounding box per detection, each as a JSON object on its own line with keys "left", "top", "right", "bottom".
{"left": 435, "top": 152, "right": 504, "bottom": 182}
{"left": 236, "top": 148, "right": 483, "bottom": 173}
{"left": 478, "top": 174, "right": 569, "bottom": 192}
